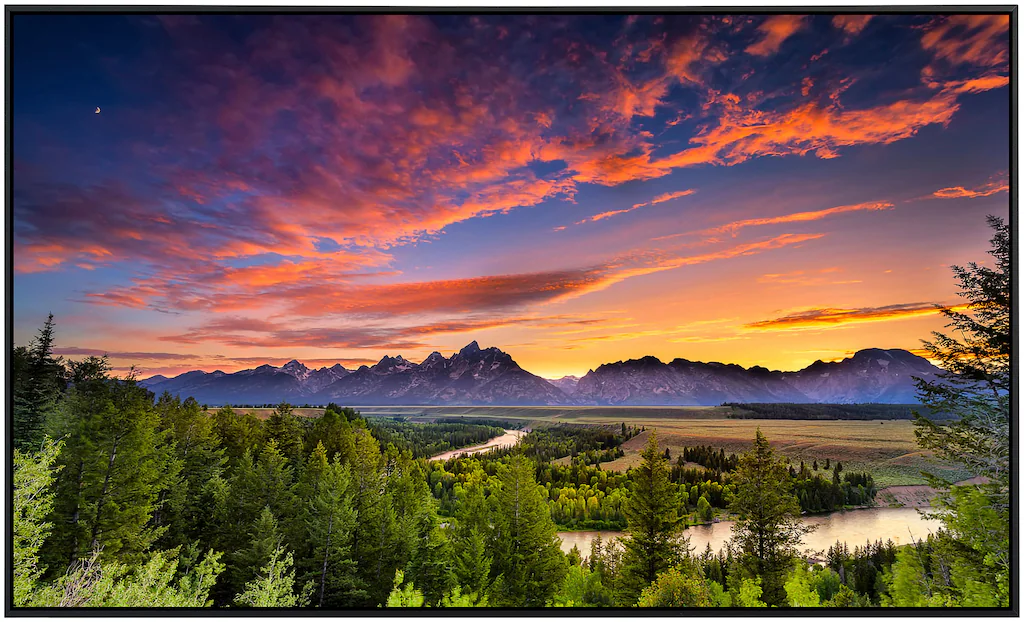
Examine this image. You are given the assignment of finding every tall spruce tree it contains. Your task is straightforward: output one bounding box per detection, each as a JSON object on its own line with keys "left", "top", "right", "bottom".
{"left": 488, "top": 455, "right": 566, "bottom": 607}
{"left": 153, "top": 394, "right": 225, "bottom": 549}
{"left": 349, "top": 428, "right": 397, "bottom": 606}
{"left": 212, "top": 406, "right": 265, "bottom": 464}
{"left": 728, "top": 429, "right": 810, "bottom": 607}
{"left": 227, "top": 506, "right": 284, "bottom": 599}
{"left": 304, "top": 405, "right": 357, "bottom": 464}
{"left": 294, "top": 443, "right": 357, "bottom": 608}
{"left": 620, "top": 431, "right": 688, "bottom": 602}
{"left": 451, "top": 468, "right": 493, "bottom": 598}
{"left": 265, "top": 402, "right": 305, "bottom": 465}
{"left": 900, "top": 216, "right": 1011, "bottom": 606}
{"left": 13, "top": 314, "right": 66, "bottom": 451}
{"left": 43, "top": 360, "right": 176, "bottom": 569}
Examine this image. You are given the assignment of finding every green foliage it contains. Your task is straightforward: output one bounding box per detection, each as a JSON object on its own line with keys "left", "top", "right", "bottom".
{"left": 235, "top": 545, "right": 308, "bottom": 607}
{"left": 407, "top": 516, "right": 456, "bottom": 606}
{"left": 518, "top": 424, "right": 628, "bottom": 464}
{"left": 441, "top": 586, "right": 488, "bottom": 607}
{"left": 304, "top": 405, "right": 356, "bottom": 463}
{"left": 294, "top": 443, "right": 357, "bottom": 608}
{"left": 349, "top": 429, "right": 399, "bottom": 606}
{"left": 728, "top": 429, "right": 810, "bottom": 606}
{"left": 488, "top": 455, "right": 567, "bottom": 606}
{"left": 264, "top": 403, "right": 305, "bottom": 465}
{"left": 229, "top": 507, "right": 286, "bottom": 595}
{"left": 908, "top": 216, "right": 1010, "bottom": 607}
{"left": 212, "top": 406, "right": 264, "bottom": 464}
{"left": 13, "top": 437, "right": 64, "bottom": 606}
{"left": 736, "top": 577, "right": 767, "bottom": 607}
{"left": 450, "top": 469, "right": 492, "bottom": 596}
{"left": 883, "top": 547, "right": 935, "bottom": 607}
{"left": 13, "top": 314, "right": 66, "bottom": 452}
{"left": 153, "top": 394, "right": 226, "bottom": 548}
{"left": 365, "top": 418, "right": 504, "bottom": 459}
{"left": 696, "top": 495, "right": 713, "bottom": 523}
{"left": 552, "top": 564, "right": 615, "bottom": 607}
{"left": 784, "top": 563, "right": 821, "bottom": 607}
{"left": 707, "top": 580, "right": 731, "bottom": 607}
{"left": 636, "top": 566, "right": 713, "bottom": 607}
{"left": 32, "top": 548, "right": 224, "bottom": 607}
{"left": 620, "top": 432, "right": 688, "bottom": 601}
{"left": 43, "top": 361, "right": 176, "bottom": 568}
{"left": 385, "top": 570, "right": 425, "bottom": 608}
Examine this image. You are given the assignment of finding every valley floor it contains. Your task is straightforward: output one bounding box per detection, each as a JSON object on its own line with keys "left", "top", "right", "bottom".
{"left": 235, "top": 405, "right": 969, "bottom": 488}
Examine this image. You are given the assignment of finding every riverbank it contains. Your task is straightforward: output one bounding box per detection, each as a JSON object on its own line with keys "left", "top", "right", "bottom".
{"left": 428, "top": 429, "right": 525, "bottom": 461}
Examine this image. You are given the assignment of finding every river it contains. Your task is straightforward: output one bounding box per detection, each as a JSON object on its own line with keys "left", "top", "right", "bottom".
{"left": 557, "top": 507, "right": 942, "bottom": 558}
{"left": 429, "top": 429, "right": 526, "bottom": 461}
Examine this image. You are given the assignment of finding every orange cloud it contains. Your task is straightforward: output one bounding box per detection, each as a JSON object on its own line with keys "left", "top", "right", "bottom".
{"left": 921, "top": 14, "right": 1010, "bottom": 69}
{"left": 702, "top": 201, "right": 893, "bottom": 237}
{"left": 745, "top": 15, "right": 806, "bottom": 57}
{"left": 596, "top": 232, "right": 826, "bottom": 291}
{"left": 832, "top": 15, "right": 873, "bottom": 36}
{"left": 650, "top": 74, "right": 1007, "bottom": 173}
{"left": 575, "top": 188, "right": 695, "bottom": 225}
{"left": 650, "top": 189, "right": 697, "bottom": 206}
{"left": 744, "top": 302, "right": 968, "bottom": 332}
{"left": 933, "top": 174, "right": 1009, "bottom": 199}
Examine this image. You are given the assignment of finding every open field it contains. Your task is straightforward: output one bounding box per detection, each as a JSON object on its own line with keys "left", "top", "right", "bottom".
{"left": 352, "top": 405, "right": 737, "bottom": 420}
{"left": 228, "top": 405, "right": 967, "bottom": 487}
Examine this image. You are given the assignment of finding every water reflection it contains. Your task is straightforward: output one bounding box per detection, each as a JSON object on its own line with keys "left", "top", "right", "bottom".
{"left": 557, "top": 507, "right": 942, "bottom": 557}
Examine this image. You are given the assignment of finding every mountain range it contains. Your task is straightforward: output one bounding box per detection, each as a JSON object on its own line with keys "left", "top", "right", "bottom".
{"left": 139, "top": 342, "right": 942, "bottom": 407}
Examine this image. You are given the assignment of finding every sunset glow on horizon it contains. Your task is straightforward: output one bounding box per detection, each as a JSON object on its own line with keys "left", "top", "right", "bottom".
{"left": 13, "top": 13, "right": 1011, "bottom": 380}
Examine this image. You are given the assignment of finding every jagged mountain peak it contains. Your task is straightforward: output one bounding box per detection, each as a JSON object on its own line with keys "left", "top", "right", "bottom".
{"left": 138, "top": 346, "right": 939, "bottom": 406}
{"left": 281, "top": 359, "right": 310, "bottom": 380}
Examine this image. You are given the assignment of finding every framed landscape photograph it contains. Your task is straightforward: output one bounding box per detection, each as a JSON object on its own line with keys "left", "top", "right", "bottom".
{"left": 7, "top": 6, "right": 1016, "bottom": 614}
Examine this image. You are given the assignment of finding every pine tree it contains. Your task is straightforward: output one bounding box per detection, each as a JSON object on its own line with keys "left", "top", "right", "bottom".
{"left": 407, "top": 514, "right": 456, "bottom": 606}
{"left": 304, "top": 405, "right": 356, "bottom": 464}
{"left": 154, "top": 394, "right": 226, "bottom": 549}
{"left": 620, "top": 431, "right": 688, "bottom": 602}
{"left": 265, "top": 403, "right": 305, "bottom": 464}
{"left": 235, "top": 545, "right": 308, "bottom": 607}
{"left": 294, "top": 443, "right": 357, "bottom": 608}
{"left": 43, "top": 362, "right": 176, "bottom": 568}
{"left": 910, "top": 216, "right": 1010, "bottom": 605}
{"left": 229, "top": 506, "right": 285, "bottom": 597}
{"left": 13, "top": 314, "right": 66, "bottom": 451}
{"left": 451, "top": 469, "right": 493, "bottom": 598}
{"left": 488, "top": 455, "right": 567, "bottom": 607}
{"left": 212, "top": 406, "right": 264, "bottom": 464}
{"left": 349, "top": 428, "right": 397, "bottom": 606}
{"left": 233, "top": 440, "right": 298, "bottom": 526}
{"left": 728, "top": 429, "right": 811, "bottom": 607}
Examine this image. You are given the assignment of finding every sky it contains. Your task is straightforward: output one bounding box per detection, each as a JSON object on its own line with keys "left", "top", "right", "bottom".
{"left": 12, "top": 12, "right": 1011, "bottom": 380}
